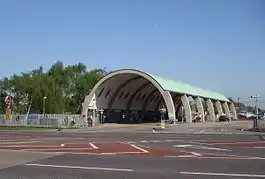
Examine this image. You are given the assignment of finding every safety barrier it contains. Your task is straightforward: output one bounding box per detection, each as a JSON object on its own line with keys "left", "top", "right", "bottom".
{"left": 0, "top": 114, "right": 88, "bottom": 128}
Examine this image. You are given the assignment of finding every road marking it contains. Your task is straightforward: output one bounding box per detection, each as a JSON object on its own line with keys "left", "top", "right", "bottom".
{"left": 209, "top": 141, "right": 265, "bottom": 145}
{"left": 25, "top": 148, "right": 94, "bottom": 151}
{"left": 254, "top": 146, "right": 265, "bottom": 149}
{"left": 173, "top": 144, "right": 193, "bottom": 148}
{"left": 130, "top": 144, "right": 149, "bottom": 153}
{"left": 124, "top": 141, "right": 136, "bottom": 144}
{"left": 173, "top": 144, "right": 230, "bottom": 151}
{"left": 25, "top": 163, "right": 134, "bottom": 172}
{"left": 100, "top": 151, "right": 146, "bottom": 155}
{"left": 0, "top": 141, "right": 44, "bottom": 145}
{"left": 150, "top": 140, "right": 160, "bottom": 143}
{"left": 198, "top": 130, "right": 206, "bottom": 134}
{"left": 178, "top": 156, "right": 265, "bottom": 160}
{"left": 202, "top": 146, "right": 230, "bottom": 151}
{"left": 0, "top": 145, "right": 64, "bottom": 148}
{"left": 190, "top": 152, "right": 201, "bottom": 156}
{"left": 180, "top": 172, "right": 265, "bottom": 178}
{"left": 89, "top": 143, "right": 98, "bottom": 149}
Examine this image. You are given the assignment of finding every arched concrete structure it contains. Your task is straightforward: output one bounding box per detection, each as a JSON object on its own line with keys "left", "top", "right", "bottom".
{"left": 206, "top": 99, "right": 215, "bottom": 121}
{"left": 222, "top": 102, "right": 231, "bottom": 121}
{"left": 195, "top": 97, "right": 205, "bottom": 122}
{"left": 229, "top": 103, "right": 237, "bottom": 120}
{"left": 82, "top": 69, "right": 236, "bottom": 125}
{"left": 181, "top": 95, "right": 192, "bottom": 123}
{"left": 82, "top": 69, "right": 176, "bottom": 123}
{"left": 214, "top": 100, "right": 224, "bottom": 118}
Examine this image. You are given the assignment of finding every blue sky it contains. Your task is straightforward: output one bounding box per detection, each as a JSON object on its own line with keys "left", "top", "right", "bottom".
{"left": 0, "top": 0, "right": 264, "bottom": 107}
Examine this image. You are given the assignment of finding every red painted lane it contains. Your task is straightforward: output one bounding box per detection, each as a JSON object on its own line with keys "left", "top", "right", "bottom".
{"left": 0, "top": 142, "right": 145, "bottom": 154}
{"left": 0, "top": 143, "right": 94, "bottom": 150}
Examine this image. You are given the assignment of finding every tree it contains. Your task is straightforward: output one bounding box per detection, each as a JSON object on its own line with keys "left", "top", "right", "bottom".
{"left": 0, "top": 61, "right": 107, "bottom": 114}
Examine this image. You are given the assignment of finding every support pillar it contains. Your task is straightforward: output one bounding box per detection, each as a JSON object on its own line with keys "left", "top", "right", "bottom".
{"left": 229, "top": 102, "right": 237, "bottom": 120}
{"left": 206, "top": 99, "right": 215, "bottom": 121}
{"left": 195, "top": 97, "right": 205, "bottom": 122}
{"left": 161, "top": 91, "right": 176, "bottom": 123}
{"left": 181, "top": 95, "right": 192, "bottom": 123}
{"left": 222, "top": 102, "right": 231, "bottom": 121}
{"left": 215, "top": 100, "right": 223, "bottom": 119}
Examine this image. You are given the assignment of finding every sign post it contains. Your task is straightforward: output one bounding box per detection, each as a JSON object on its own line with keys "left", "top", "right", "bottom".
{"left": 99, "top": 109, "right": 104, "bottom": 124}
{"left": 159, "top": 106, "right": 166, "bottom": 129}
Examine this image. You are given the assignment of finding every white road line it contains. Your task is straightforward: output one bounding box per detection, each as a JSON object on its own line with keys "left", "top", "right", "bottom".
{"left": 173, "top": 144, "right": 230, "bottom": 151}
{"left": 198, "top": 130, "right": 206, "bottom": 134}
{"left": 180, "top": 172, "right": 265, "bottom": 178}
{"left": 190, "top": 152, "right": 201, "bottom": 156}
{"left": 173, "top": 144, "right": 193, "bottom": 148}
{"left": 182, "top": 156, "right": 265, "bottom": 160}
{"left": 25, "top": 163, "right": 134, "bottom": 172}
{"left": 210, "top": 141, "right": 265, "bottom": 145}
{"left": 130, "top": 144, "right": 149, "bottom": 153}
{"left": 164, "top": 139, "right": 174, "bottom": 142}
{"left": 0, "top": 145, "right": 62, "bottom": 148}
{"left": 89, "top": 143, "right": 98, "bottom": 149}
{"left": 101, "top": 151, "right": 146, "bottom": 155}
{"left": 25, "top": 148, "right": 94, "bottom": 151}
{"left": 0, "top": 141, "right": 44, "bottom": 145}
{"left": 150, "top": 140, "right": 160, "bottom": 143}
{"left": 253, "top": 146, "right": 265, "bottom": 149}
{"left": 201, "top": 146, "right": 230, "bottom": 151}
{"left": 124, "top": 141, "right": 136, "bottom": 144}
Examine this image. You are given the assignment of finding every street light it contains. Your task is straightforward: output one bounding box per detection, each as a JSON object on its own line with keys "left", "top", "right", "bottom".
{"left": 250, "top": 95, "right": 260, "bottom": 131}
{"left": 43, "top": 96, "right": 47, "bottom": 115}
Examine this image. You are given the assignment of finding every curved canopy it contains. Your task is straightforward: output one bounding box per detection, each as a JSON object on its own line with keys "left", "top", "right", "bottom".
{"left": 99, "top": 69, "right": 229, "bottom": 102}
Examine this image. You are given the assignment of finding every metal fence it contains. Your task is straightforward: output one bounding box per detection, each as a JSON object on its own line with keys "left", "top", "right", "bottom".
{"left": 0, "top": 114, "right": 88, "bottom": 128}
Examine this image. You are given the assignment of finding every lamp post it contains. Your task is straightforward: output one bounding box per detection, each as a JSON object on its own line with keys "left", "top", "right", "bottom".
{"left": 250, "top": 95, "right": 259, "bottom": 131}
{"left": 43, "top": 96, "right": 47, "bottom": 115}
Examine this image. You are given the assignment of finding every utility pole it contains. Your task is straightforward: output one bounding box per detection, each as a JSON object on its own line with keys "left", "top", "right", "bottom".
{"left": 250, "top": 95, "right": 260, "bottom": 131}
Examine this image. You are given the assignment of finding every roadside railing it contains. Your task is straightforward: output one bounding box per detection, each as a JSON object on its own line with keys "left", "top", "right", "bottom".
{"left": 0, "top": 114, "right": 88, "bottom": 128}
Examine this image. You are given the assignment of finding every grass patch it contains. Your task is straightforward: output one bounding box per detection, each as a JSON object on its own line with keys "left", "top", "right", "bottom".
{"left": 0, "top": 126, "right": 79, "bottom": 130}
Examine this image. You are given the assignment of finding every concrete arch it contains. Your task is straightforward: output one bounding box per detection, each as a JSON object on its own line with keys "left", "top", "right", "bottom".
{"left": 82, "top": 69, "right": 173, "bottom": 119}
{"left": 194, "top": 97, "right": 205, "bottom": 122}
{"left": 126, "top": 82, "right": 151, "bottom": 109}
{"left": 108, "top": 76, "right": 142, "bottom": 108}
{"left": 206, "top": 99, "right": 215, "bottom": 121}
{"left": 142, "top": 89, "right": 159, "bottom": 111}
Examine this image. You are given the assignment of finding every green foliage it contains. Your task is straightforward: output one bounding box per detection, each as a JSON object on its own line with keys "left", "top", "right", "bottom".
{"left": 0, "top": 61, "right": 106, "bottom": 114}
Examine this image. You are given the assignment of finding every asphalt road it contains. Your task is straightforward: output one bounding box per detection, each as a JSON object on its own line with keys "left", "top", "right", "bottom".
{"left": 1, "top": 153, "right": 265, "bottom": 179}
{"left": 0, "top": 125, "right": 264, "bottom": 179}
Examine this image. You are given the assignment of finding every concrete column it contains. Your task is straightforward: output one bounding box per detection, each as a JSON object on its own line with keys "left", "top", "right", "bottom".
{"left": 181, "top": 94, "right": 192, "bottom": 123}
{"left": 206, "top": 99, "right": 215, "bottom": 121}
{"left": 222, "top": 102, "right": 231, "bottom": 121}
{"left": 215, "top": 100, "right": 223, "bottom": 116}
{"left": 161, "top": 91, "right": 176, "bottom": 123}
{"left": 195, "top": 97, "right": 205, "bottom": 122}
{"left": 229, "top": 102, "right": 237, "bottom": 120}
